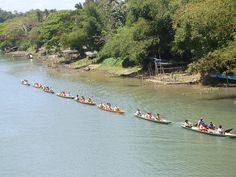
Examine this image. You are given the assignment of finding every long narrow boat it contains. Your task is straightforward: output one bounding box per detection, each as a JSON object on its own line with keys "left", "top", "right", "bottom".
{"left": 44, "top": 89, "right": 54, "bottom": 94}
{"left": 97, "top": 104, "right": 125, "bottom": 114}
{"left": 75, "top": 99, "right": 96, "bottom": 106}
{"left": 33, "top": 83, "right": 43, "bottom": 89}
{"left": 134, "top": 113, "right": 172, "bottom": 124}
{"left": 22, "top": 82, "right": 30, "bottom": 86}
{"left": 56, "top": 93, "right": 74, "bottom": 99}
{"left": 181, "top": 125, "right": 236, "bottom": 138}
{"left": 21, "top": 81, "right": 30, "bottom": 86}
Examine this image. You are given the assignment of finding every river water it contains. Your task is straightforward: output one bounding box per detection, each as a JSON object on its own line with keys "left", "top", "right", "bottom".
{"left": 0, "top": 55, "right": 236, "bottom": 177}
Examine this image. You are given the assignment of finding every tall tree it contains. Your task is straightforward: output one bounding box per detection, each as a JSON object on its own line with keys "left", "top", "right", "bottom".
{"left": 172, "top": 0, "right": 235, "bottom": 61}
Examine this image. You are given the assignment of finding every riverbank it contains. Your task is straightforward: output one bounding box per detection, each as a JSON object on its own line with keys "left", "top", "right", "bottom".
{"left": 4, "top": 51, "right": 31, "bottom": 57}
{"left": 2, "top": 51, "right": 204, "bottom": 85}
{"left": 49, "top": 57, "right": 202, "bottom": 85}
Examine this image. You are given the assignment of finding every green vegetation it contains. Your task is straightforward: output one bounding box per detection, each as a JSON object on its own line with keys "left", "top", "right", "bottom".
{"left": 70, "top": 58, "right": 94, "bottom": 69}
{"left": 0, "top": 8, "right": 18, "bottom": 23}
{"left": 96, "top": 58, "right": 141, "bottom": 75}
{"left": 0, "top": 0, "right": 235, "bottom": 78}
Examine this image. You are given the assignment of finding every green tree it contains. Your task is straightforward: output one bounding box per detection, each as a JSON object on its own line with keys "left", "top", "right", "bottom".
{"left": 75, "top": 3, "right": 83, "bottom": 9}
{"left": 172, "top": 0, "right": 235, "bottom": 61}
{"left": 188, "top": 37, "right": 236, "bottom": 75}
{"left": 38, "top": 10, "right": 77, "bottom": 48}
{"left": 0, "top": 8, "right": 16, "bottom": 23}
{"left": 61, "top": 6, "right": 102, "bottom": 52}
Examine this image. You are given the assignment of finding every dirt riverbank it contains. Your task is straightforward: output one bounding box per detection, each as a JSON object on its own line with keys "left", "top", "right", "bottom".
{"left": 4, "top": 51, "right": 202, "bottom": 85}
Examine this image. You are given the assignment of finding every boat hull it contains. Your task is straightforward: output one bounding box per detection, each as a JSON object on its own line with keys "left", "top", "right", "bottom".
{"left": 97, "top": 105, "right": 125, "bottom": 114}
{"left": 75, "top": 100, "right": 96, "bottom": 106}
{"left": 33, "top": 85, "right": 43, "bottom": 89}
{"left": 134, "top": 114, "right": 172, "bottom": 124}
{"left": 44, "top": 90, "right": 54, "bottom": 94}
{"left": 56, "top": 93, "right": 74, "bottom": 99}
{"left": 181, "top": 125, "right": 236, "bottom": 138}
{"left": 21, "top": 82, "right": 30, "bottom": 86}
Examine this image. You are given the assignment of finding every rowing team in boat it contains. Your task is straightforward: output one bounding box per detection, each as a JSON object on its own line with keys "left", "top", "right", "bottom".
{"left": 21, "top": 79, "right": 30, "bottom": 86}
{"left": 43, "top": 86, "right": 54, "bottom": 93}
{"left": 58, "top": 91, "right": 71, "bottom": 97}
{"left": 33, "top": 83, "right": 54, "bottom": 93}
{"left": 74, "top": 95, "right": 95, "bottom": 104}
{"left": 136, "top": 109, "right": 162, "bottom": 121}
{"left": 99, "top": 103, "right": 121, "bottom": 112}
{"left": 33, "top": 83, "right": 43, "bottom": 88}
{"left": 184, "top": 118, "right": 226, "bottom": 135}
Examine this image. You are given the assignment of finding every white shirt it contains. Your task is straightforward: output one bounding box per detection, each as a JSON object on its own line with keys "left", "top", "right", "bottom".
{"left": 216, "top": 128, "right": 224, "bottom": 134}
{"left": 184, "top": 122, "right": 192, "bottom": 127}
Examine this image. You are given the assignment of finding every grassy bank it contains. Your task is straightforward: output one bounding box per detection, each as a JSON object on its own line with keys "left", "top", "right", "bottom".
{"left": 70, "top": 58, "right": 94, "bottom": 69}
{"left": 95, "top": 58, "right": 141, "bottom": 75}
{"left": 68, "top": 57, "right": 141, "bottom": 76}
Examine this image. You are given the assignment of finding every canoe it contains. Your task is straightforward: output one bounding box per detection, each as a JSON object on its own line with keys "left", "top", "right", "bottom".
{"left": 21, "top": 82, "right": 30, "bottom": 86}
{"left": 44, "top": 89, "right": 54, "bottom": 94}
{"left": 181, "top": 125, "right": 236, "bottom": 138}
{"left": 97, "top": 104, "right": 125, "bottom": 114}
{"left": 33, "top": 83, "right": 43, "bottom": 89}
{"left": 134, "top": 113, "right": 172, "bottom": 124}
{"left": 75, "top": 99, "right": 96, "bottom": 106}
{"left": 56, "top": 93, "right": 74, "bottom": 99}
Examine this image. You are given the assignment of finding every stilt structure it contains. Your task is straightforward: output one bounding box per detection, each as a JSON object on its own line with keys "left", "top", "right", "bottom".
{"left": 153, "top": 58, "right": 166, "bottom": 75}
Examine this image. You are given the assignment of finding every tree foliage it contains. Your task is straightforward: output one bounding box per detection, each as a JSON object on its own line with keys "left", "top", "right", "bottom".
{"left": 60, "top": 3, "right": 102, "bottom": 53}
{"left": 0, "top": 8, "right": 18, "bottom": 23}
{"left": 188, "top": 36, "right": 236, "bottom": 75}
{"left": 38, "top": 10, "right": 77, "bottom": 47}
{"left": 0, "top": 0, "right": 235, "bottom": 75}
{"left": 172, "top": 0, "right": 235, "bottom": 60}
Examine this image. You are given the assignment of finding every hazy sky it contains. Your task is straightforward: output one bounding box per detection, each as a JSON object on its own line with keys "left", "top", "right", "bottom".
{"left": 0, "top": 0, "right": 85, "bottom": 12}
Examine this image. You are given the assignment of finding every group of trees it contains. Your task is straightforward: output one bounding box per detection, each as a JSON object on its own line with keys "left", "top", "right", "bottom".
{"left": 0, "top": 9, "right": 16, "bottom": 23}
{"left": 0, "top": 0, "right": 235, "bottom": 75}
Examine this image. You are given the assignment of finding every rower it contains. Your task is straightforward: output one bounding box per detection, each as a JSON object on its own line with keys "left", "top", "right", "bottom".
{"left": 145, "top": 112, "right": 152, "bottom": 119}
{"left": 216, "top": 125, "right": 225, "bottom": 134}
{"left": 156, "top": 113, "right": 161, "bottom": 121}
{"left": 199, "top": 123, "right": 208, "bottom": 132}
{"left": 197, "top": 118, "right": 205, "bottom": 127}
{"left": 184, "top": 120, "right": 192, "bottom": 128}
{"left": 81, "top": 96, "right": 85, "bottom": 101}
{"left": 22, "top": 79, "right": 28, "bottom": 84}
{"left": 107, "top": 103, "right": 112, "bottom": 110}
{"left": 100, "top": 103, "right": 104, "bottom": 108}
{"left": 208, "top": 122, "right": 215, "bottom": 130}
{"left": 75, "top": 95, "right": 79, "bottom": 100}
{"left": 88, "top": 97, "right": 92, "bottom": 103}
{"left": 136, "top": 109, "right": 142, "bottom": 116}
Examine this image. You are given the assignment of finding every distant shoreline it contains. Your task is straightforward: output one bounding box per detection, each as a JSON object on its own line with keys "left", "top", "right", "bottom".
{"left": 4, "top": 51, "right": 236, "bottom": 87}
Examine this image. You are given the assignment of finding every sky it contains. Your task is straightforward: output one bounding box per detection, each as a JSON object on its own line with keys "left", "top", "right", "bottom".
{"left": 0, "top": 0, "right": 85, "bottom": 12}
